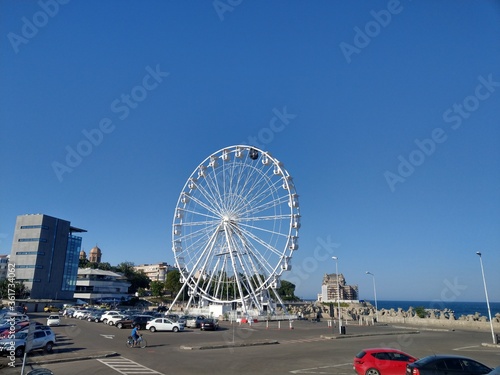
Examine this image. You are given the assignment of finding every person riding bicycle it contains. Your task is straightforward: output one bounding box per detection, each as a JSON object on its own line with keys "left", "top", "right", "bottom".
{"left": 130, "top": 324, "right": 140, "bottom": 346}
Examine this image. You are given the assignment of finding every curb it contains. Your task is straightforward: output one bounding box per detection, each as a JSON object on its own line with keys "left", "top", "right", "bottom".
{"left": 180, "top": 340, "right": 279, "bottom": 350}
{"left": 321, "top": 330, "right": 421, "bottom": 340}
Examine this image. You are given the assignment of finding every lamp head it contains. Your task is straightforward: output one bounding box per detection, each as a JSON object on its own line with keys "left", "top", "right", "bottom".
{"left": 332, "top": 256, "right": 337, "bottom": 260}
{"left": 366, "top": 271, "right": 373, "bottom": 275}
{"left": 476, "top": 251, "right": 482, "bottom": 256}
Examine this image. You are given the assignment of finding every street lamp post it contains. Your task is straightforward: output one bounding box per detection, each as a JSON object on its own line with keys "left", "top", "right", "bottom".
{"left": 332, "top": 256, "right": 342, "bottom": 334}
{"left": 476, "top": 252, "right": 496, "bottom": 344}
{"left": 366, "top": 271, "right": 379, "bottom": 323}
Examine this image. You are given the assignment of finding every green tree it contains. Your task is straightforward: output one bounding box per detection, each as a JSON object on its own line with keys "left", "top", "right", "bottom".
{"left": 0, "top": 279, "right": 30, "bottom": 299}
{"left": 165, "top": 269, "right": 185, "bottom": 297}
{"left": 277, "top": 280, "right": 299, "bottom": 301}
{"left": 113, "top": 262, "right": 150, "bottom": 294}
{"left": 150, "top": 281, "right": 165, "bottom": 297}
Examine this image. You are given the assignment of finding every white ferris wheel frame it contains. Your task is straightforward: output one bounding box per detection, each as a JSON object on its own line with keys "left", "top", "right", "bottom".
{"left": 170, "top": 145, "right": 300, "bottom": 315}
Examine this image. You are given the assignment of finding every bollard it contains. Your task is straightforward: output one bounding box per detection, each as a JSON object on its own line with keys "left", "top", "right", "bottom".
{"left": 289, "top": 320, "right": 294, "bottom": 330}
{"left": 278, "top": 321, "right": 281, "bottom": 330}
{"left": 266, "top": 320, "right": 269, "bottom": 329}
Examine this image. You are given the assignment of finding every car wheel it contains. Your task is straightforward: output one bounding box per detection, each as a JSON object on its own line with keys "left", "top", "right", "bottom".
{"left": 173, "top": 327, "right": 179, "bottom": 332}
{"left": 102, "top": 319, "right": 108, "bottom": 324}
{"left": 108, "top": 321, "right": 114, "bottom": 325}
{"left": 366, "top": 369, "right": 380, "bottom": 375}
{"left": 150, "top": 327, "right": 156, "bottom": 332}
{"left": 117, "top": 323, "right": 123, "bottom": 329}
{"left": 15, "top": 346, "right": 25, "bottom": 357}
{"left": 95, "top": 318, "right": 99, "bottom": 323}
{"left": 45, "top": 342, "right": 54, "bottom": 353}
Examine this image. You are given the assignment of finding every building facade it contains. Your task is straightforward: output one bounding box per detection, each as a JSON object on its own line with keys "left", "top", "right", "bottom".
{"left": 133, "top": 262, "right": 174, "bottom": 282}
{"left": 0, "top": 255, "right": 9, "bottom": 280}
{"left": 9, "top": 214, "right": 86, "bottom": 299}
{"left": 318, "top": 273, "right": 359, "bottom": 303}
{"left": 74, "top": 268, "right": 131, "bottom": 302}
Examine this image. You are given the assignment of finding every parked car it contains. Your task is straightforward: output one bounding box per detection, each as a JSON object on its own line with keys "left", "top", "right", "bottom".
{"left": 115, "top": 315, "right": 152, "bottom": 330}
{"left": 43, "top": 305, "right": 60, "bottom": 313}
{"left": 73, "top": 309, "right": 94, "bottom": 319}
{"left": 177, "top": 315, "right": 194, "bottom": 326}
{"left": 146, "top": 318, "right": 184, "bottom": 332}
{"left": 107, "top": 314, "right": 129, "bottom": 326}
{"left": 354, "top": 348, "right": 418, "bottom": 375}
{"left": 186, "top": 315, "right": 206, "bottom": 328}
{"left": 487, "top": 367, "right": 500, "bottom": 375}
{"left": 100, "top": 311, "right": 121, "bottom": 324}
{"left": 200, "top": 318, "right": 219, "bottom": 331}
{"left": 0, "top": 321, "right": 43, "bottom": 339}
{"left": 405, "top": 355, "right": 492, "bottom": 375}
{"left": 0, "top": 326, "right": 56, "bottom": 357}
{"left": 165, "top": 314, "right": 179, "bottom": 321}
{"left": 86, "top": 312, "right": 104, "bottom": 322}
{"left": 46, "top": 315, "right": 60, "bottom": 327}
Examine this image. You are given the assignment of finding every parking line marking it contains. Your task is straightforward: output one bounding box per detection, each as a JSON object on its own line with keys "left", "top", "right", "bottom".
{"left": 97, "top": 357, "right": 164, "bottom": 374}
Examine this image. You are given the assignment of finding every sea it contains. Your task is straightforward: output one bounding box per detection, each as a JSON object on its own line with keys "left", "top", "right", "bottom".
{"left": 367, "top": 300, "right": 500, "bottom": 319}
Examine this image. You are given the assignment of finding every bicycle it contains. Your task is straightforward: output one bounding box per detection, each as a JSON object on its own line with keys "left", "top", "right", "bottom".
{"left": 126, "top": 333, "right": 147, "bottom": 348}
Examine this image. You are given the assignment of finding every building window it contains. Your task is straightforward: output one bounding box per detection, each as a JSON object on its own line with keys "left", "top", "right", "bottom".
{"left": 18, "top": 238, "right": 47, "bottom": 242}
{"left": 62, "top": 235, "right": 82, "bottom": 291}
{"left": 16, "top": 251, "right": 45, "bottom": 255}
{"left": 20, "top": 225, "right": 49, "bottom": 230}
{"left": 15, "top": 265, "right": 43, "bottom": 269}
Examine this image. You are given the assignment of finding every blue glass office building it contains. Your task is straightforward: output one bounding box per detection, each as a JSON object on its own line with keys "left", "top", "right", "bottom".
{"left": 9, "top": 214, "right": 87, "bottom": 299}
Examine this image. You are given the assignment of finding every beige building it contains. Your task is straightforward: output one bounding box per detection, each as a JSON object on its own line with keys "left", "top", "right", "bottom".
{"left": 318, "top": 273, "right": 359, "bottom": 303}
{"left": 133, "top": 262, "right": 175, "bottom": 282}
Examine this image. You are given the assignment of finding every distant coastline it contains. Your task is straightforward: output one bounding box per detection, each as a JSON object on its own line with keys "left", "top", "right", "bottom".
{"left": 301, "top": 299, "right": 500, "bottom": 319}
{"left": 364, "top": 300, "right": 500, "bottom": 319}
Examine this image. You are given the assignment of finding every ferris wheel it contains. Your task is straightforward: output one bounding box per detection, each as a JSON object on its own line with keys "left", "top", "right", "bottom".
{"left": 170, "top": 145, "right": 300, "bottom": 315}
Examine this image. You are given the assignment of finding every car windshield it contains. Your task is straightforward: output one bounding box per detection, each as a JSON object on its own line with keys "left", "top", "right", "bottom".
{"left": 15, "top": 331, "right": 27, "bottom": 339}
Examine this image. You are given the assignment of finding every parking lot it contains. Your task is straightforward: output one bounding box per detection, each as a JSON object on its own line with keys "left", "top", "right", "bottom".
{"left": 2, "top": 311, "right": 499, "bottom": 375}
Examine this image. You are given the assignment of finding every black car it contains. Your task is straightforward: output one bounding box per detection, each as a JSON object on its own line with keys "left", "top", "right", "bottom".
{"left": 115, "top": 315, "right": 152, "bottom": 330}
{"left": 200, "top": 318, "right": 219, "bottom": 331}
{"left": 406, "top": 355, "right": 492, "bottom": 375}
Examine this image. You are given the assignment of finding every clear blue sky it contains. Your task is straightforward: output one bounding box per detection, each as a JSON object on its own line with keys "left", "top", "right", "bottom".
{"left": 1, "top": 1, "right": 499, "bottom": 302}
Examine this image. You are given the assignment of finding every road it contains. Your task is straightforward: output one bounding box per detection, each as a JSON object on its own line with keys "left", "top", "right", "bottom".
{"left": 11, "top": 313, "right": 500, "bottom": 375}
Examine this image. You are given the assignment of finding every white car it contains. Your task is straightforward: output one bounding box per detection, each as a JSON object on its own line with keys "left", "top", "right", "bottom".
{"left": 100, "top": 311, "right": 121, "bottom": 324}
{"left": 47, "top": 315, "right": 60, "bottom": 327}
{"left": 107, "top": 314, "right": 129, "bottom": 326}
{"left": 146, "top": 318, "right": 184, "bottom": 332}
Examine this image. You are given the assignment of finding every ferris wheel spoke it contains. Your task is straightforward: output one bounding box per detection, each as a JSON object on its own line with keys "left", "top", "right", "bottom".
{"left": 238, "top": 214, "right": 291, "bottom": 223}
{"left": 227, "top": 224, "right": 277, "bottom": 279}
{"left": 243, "top": 194, "right": 289, "bottom": 217}
{"left": 238, "top": 220, "right": 288, "bottom": 238}
{"left": 237, "top": 224, "right": 287, "bottom": 258}
{"left": 199, "top": 169, "right": 227, "bottom": 213}
{"left": 186, "top": 190, "right": 224, "bottom": 218}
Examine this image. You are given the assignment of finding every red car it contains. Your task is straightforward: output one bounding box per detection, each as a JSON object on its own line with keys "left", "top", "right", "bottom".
{"left": 354, "top": 348, "right": 418, "bottom": 375}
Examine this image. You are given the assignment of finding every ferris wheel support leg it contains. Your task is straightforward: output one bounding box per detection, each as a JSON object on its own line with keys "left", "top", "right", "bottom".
{"left": 166, "top": 281, "right": 190, "bottom": 314}
{"left": 271, "top": 286, "right": 288, "bottom": 316}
